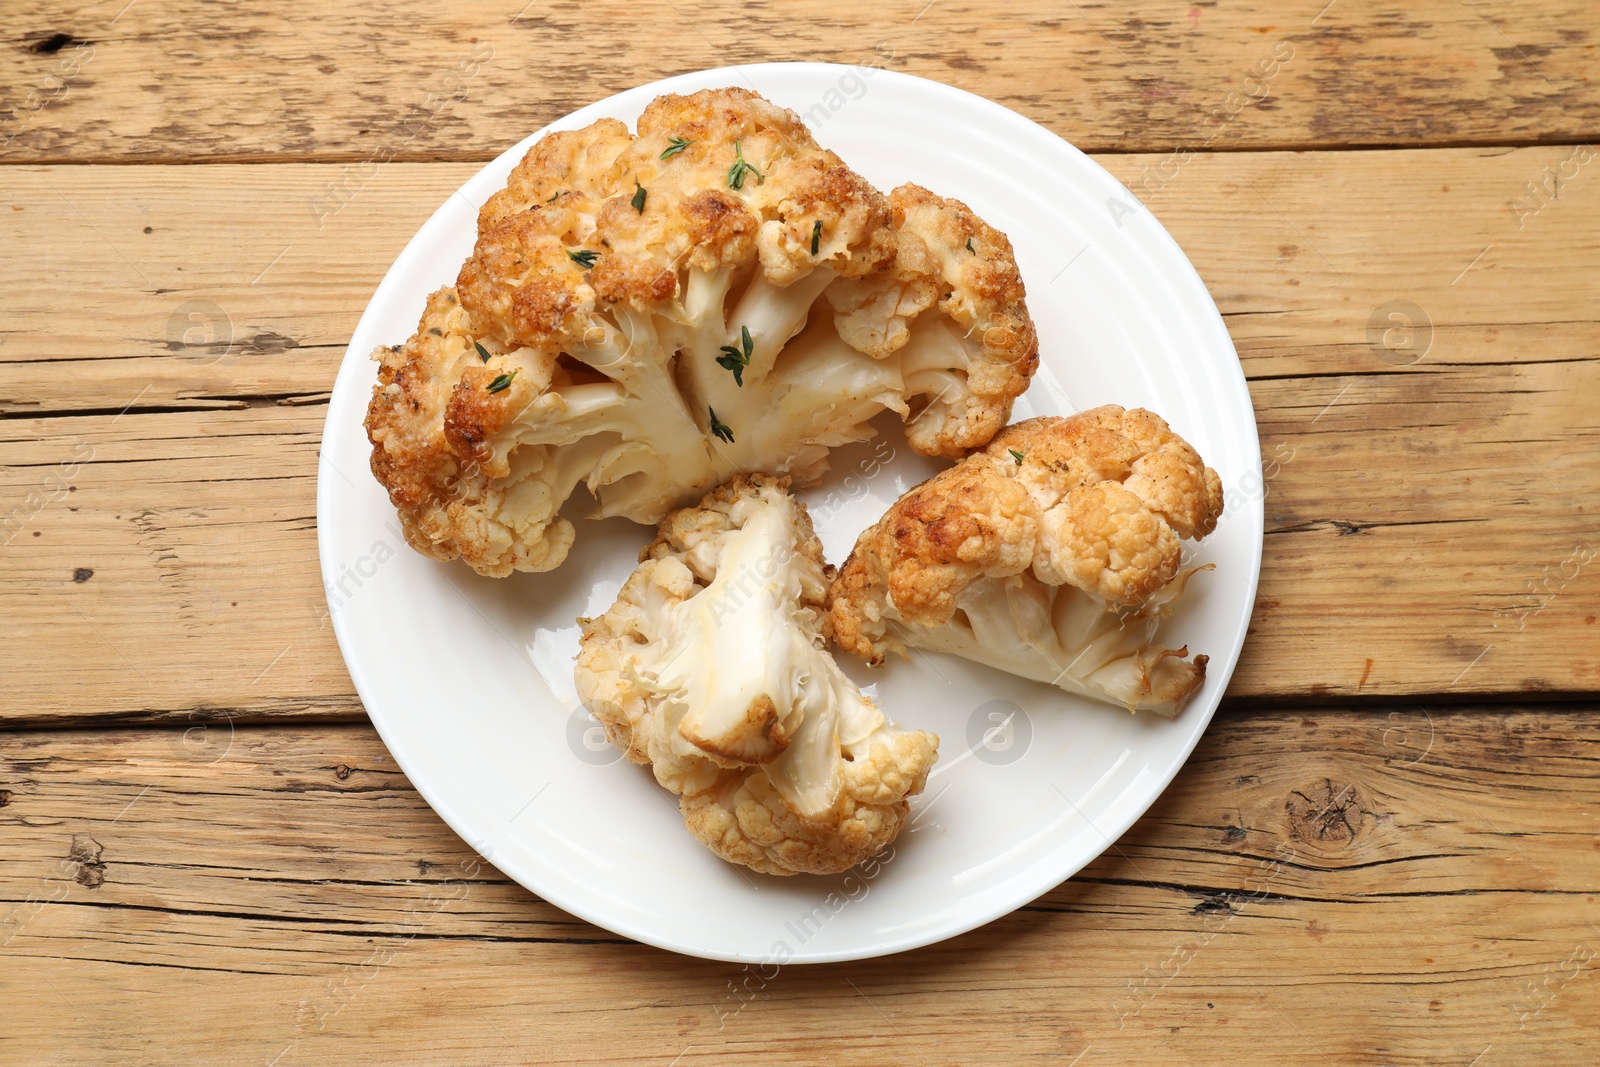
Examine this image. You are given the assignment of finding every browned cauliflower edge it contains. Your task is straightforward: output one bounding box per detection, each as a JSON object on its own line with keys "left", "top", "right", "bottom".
{"left": 827, "top": 184, "right": 1038, "bottom": 458}
{"left": 827, "top": 406, "right": 1224, "bottom": 717}
{"left": 574, "top": 474, "right": 938, "bottom": 875}
{"left": 365, "top": 86, "right": 1038, "bottom": 577}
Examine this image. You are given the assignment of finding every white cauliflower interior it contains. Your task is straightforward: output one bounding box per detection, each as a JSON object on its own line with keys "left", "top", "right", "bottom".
{"left": 900, "top": 567, "right": 1213, "bottom": 718}
{"left": 366, "top": 87, "right": 1037, "bottom": 576}
{"left": 828, "top": 407, "right": 1225, "bottom": 717}
{"left": 575, "top": 475, "right": 938, "bottom": 875}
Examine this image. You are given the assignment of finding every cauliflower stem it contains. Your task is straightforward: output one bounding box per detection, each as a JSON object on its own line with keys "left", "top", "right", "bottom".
{"left": 897, "top": 565, "right": 1212, "bottom": 719}
{"left": 829, "top": 406, "right": 1225, "bottom": 717}
{"left": 576, "top": 475, "right": 938, "bottom": 876}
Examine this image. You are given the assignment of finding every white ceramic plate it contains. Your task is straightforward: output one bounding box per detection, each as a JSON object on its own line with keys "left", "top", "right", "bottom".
{"left": 318, "top": 63, "right": 1263, "bottom": 963}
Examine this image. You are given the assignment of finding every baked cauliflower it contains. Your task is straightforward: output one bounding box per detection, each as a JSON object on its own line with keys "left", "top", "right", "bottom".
{"left": 366, "top": 87, "right": 1038, "bottom": 576}
{"left": 828, "top": 406, "right": 1225, "bottom": 717}
{"left": 575, "top": 475, "right": 938, "bottom": 875}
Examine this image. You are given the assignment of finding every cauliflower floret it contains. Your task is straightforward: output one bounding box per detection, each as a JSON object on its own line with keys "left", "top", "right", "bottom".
{"left": 366, "top": 87, "right": 1038, "bottom": 576}
{"left": 575, "top": 475, "right": 938, "bottom": 876}
{"left": 477, "top": 119, "right": 635, "bottom": 232}
{"left": 826, "top": 184, "right": 1038, "bottom": 457}
{"left": 828, "top": 407, "right": 1225, "bottom": 717}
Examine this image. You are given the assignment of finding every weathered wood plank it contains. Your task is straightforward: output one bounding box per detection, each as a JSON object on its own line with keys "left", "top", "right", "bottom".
{"left": 3, "top": 1, "right": 1596, "bottom": 164}
{"left": 0, "top": 162, "right": 450, "bottom": 414}
{"left": 2, "top": 709, "right": 1596, "bottom": 1064}
{"left": 0, "top": 405, "right": 360, "bottom": 725}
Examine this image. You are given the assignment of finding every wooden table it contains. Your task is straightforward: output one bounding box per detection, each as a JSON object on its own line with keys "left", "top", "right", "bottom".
{"left": 4, "top": 2, "right": 1597, "bottom": 1062}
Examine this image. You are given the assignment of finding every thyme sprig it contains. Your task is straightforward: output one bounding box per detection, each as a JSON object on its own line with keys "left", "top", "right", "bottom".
{"left": 708, "top": 406, "right": 735, "bottom": 443}
{"left": 727, "top": 139, "right": 763, "bottom": 190}
{"left": 716, "top": 325, "right": 755, "bottom": 386}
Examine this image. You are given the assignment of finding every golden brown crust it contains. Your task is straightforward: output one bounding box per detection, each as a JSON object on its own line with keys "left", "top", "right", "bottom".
{"left": 875, "top": 455, "right": 1037, "bottom": 625}
{"left": 826, "top": 538, "right": 890, "bottom": 664}
{"left": 988, "top": 407, "right": 1225, "bottom": 544}
{"left": 679, "top": 188, "right": 761, "bottom": 272}
{"left": 632, "top": 86, "right": 815, "bottom": 163}
{"left": 458, "top": 88, "right": 895, "bottom": 341}
{"left": 683, "top": 727, "right": 935, "bottom": 876}
{"left": 828, "top": 407, "right": 1225, "bottom": 659}
{"left": 369, "top": 86, "right": 1038, "bottom": 579}
{"left": 679, "top": 775, "right": 899, "bottom": 877}
{"left": 827, "top": 184, "right": 1039, "bottom": 458}
{"left": 456, "top": 206, "right": 599, "bottom": 350}
{"left": 364, "top": 287, "right": 571, "bottom": 576}
{"left": 752, "top": 153, "right": 896, "bottom": 284}
{"left": 585, "top": 186, "right": 686, "bottom": 309}
{"left": 1048, "top": 481, "right": 1180, "bottom": 605}
{"left": 478, "top": 118, "right": 634, "bottom": 231}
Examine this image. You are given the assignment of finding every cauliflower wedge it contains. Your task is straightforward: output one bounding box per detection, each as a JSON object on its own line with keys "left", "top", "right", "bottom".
{"left": 366, "top": 86, "right": 1037, "bottom": 577}
{"left": 829, "top": 407, "right": 1225, "bottom": 717}
{"left": 575, "top": 475, "right": 938, "bottom": 876}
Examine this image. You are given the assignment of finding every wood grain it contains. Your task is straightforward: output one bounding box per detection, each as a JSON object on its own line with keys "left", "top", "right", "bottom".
{"left": 0, "top": 405, "right": 362, "bottom": 726}
{"left": 3, "top": 146, "right": 1597, "bottom": 720}
{"left": 3, "top": 0, "right": 1597, "bottom": 165}
{"left": 6, "top": 1, "right": 1596, "bottom": 1060}
{"left": 2, "top": 709, "right": 1596, "bottom": 1065}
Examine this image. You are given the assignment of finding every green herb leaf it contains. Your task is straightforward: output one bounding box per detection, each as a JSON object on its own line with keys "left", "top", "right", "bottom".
{"left": 546, "top": 190, "right": 568, "bottom": 203}
{"left": 473, "top": 341, "right": 492, "bottom": 363}
{"left": 567, "top": 248, "right": 599, "bottom": 269}
{"left": 727, "top": 139, "right": 764, "bottom": 190}
{"left": 1008, "top": 448, "right": 1025, "bottom": 465}
{"left": 631, "top": 179, "right": 647, "bottom": 214}
{"left": 716, "top": 324, "right": 755, "bottom": 387}
{"left": 811, "top": 219, "right": 823, "bottom": 255}
{"left": 487, "top": 370, "right": 518, "bottom": 394}
{"left": 660, "top": 136, "right": 693, "bottom": 160}
{"left": 708, "top": 406, "right": 735, "bottom": 444}
{"left": 715, "top": 355, "right": 745, "bottom": 387}
{"left": 966, "top": 237, "right": 976, "bottom": 254}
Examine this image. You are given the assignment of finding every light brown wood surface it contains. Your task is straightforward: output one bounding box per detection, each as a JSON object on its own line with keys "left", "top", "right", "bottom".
{"left": 3, "top": 3, "right": 1598, "bottom": 1064}
{"left": 2, "top": 710, "right": 1597, "bottom": 1065}
{"left": 4, "top": 1, "right": 1597, "bottom": 162}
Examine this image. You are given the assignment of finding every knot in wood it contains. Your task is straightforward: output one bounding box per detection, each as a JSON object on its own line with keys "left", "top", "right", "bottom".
{"left": 68, "top": 834, "right": 107, "bottom": 888}
{"left": 1284, "top": 778, "right": 1368, "bottom": 851}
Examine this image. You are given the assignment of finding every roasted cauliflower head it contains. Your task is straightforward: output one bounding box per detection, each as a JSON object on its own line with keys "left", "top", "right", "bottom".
{"left": 828, "top": 406, "right": 1225, "bottom": 717}
{"left": 574, "top": 475, "right": 938, "bottom": 876}
{"left": 366, "top": 86, "right": 1038, "bottom": 576}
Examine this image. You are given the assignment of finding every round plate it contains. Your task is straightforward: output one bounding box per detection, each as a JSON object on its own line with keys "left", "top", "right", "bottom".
{"left": 318, "top": 63, "right": 1263, "bottom": 963}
